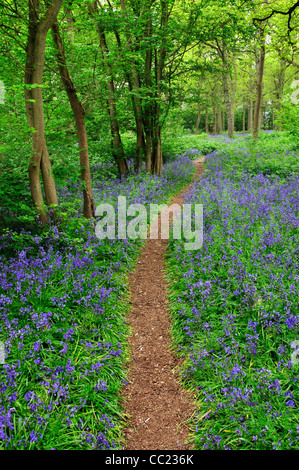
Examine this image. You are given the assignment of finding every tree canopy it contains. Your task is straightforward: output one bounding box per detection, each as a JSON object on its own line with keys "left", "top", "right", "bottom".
{"left": 0, "top": 0, "right": 298, "bottom": 220}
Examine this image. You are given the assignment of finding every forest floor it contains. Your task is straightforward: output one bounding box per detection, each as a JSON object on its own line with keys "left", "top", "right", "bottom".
{"left": 121, "top": 157, "right": 205, "bottom": 450}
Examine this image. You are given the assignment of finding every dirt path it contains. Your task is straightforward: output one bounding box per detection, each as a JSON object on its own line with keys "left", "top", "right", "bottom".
{"left": 121, "top": 157, "right": 205, "bottom": 451}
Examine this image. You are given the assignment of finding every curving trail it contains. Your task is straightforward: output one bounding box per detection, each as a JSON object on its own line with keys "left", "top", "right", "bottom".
{"left": 122, "top": 157, "right": 205, "bottom": 450}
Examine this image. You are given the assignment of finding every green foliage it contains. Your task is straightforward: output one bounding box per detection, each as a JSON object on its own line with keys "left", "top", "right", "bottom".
{"left": 211, "top": 131, "right": 299, "bottom": 177}
{"left": 275, "top": 100, "right": 299, "bottom": 148}
{"left": 162, "top": 134, "right": 222, "bottom": 160}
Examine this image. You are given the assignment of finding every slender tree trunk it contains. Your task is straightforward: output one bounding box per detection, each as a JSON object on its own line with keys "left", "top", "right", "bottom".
{"left": 242, "top": 103, "right": 246, "bottom": 132}
{"left": 118, "top": 0, "right": 146, "bottom": 172}
{"left": 89, "top": 2, "right": 127, "bottom": 175}
{"left": 205, "top": 107, "right": 209, "bottom": 133}
{"left": 152, "top": 124, "right": 163, "bottom": 175}
{"left": 248, "top": 99, "right": 253, "bottom": 131}
{"left": 212, "top": 103, "right": 217, "bottom": 134}
{"left": 90, "top": 3, "right": 128, "bottom": 175}
{"left": 25, "top": 0, "right": 62, "bottom": 223}
{"left": 217, "top": 108, "right": 222, "bottom": 134}
{"left": 259, "top": 100, "right": 263, "bottom": 129}
{"left": 51, "top": 22, "right": 95, "bottom": 219}
{"left": 105, "top": 101, "right": 127, "bottom": 175}
{"left": 151, "top": 0, "right": 168, "bottom": 175}
{"left": 114, "top": 29, "right": 145, "bottom": 173}
{"left": 195, "top": 102, "right": 201, "bottom": 134}
{"left": 151, "top": 100, "right": 163, "bottom": 176}
{"left": 151, "top": 95, "right": 162, "bottom": 174}
{"left": 134, "top": 78, "right": 144, "bottom": 172}
{"left": 248, "top": 102, "right": 251, "bottom": 131}
{"left": 221, "top": 42, "right": 234, "bottom": 138}
{"left": 106, "top": 75, "right": 128, "bottom": 174}
{"left": 110, "top": 25, "right": 137, "bottom": 172}
{"left": 144, "top": 25, "right": 153, "bottom": 173}
{"left": 223, "top": 83, "right": 234, "bottom": 136}
{"left": 194, "top": 79, "right": 201, "bottom": 134}
{"left": 127, "top": 55, "right": 144, "bottom": 172}
{"left": 223, "top": 74, "right": 234, "bottom": 137}
{"left": 229, "top": 57, "right": 237, "bottom": 133}
{"left": 253, "top": 33, "right": 265, "bottom": 140}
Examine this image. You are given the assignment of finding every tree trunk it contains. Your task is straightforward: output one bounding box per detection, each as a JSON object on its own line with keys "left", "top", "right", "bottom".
{"left": 25, "top": 0, "right": 62, "bottom": 223}
{"left": 229, "top": 57, "right": 237, "bottom": 133}
{"left": 212, "top": 104, "right": 217, "bottom": 134}
{"left": 248, "top": 99, "right": 253, "bottom": 131}
{"left": 217, "top": 108, "right": 222, "bottom": 134}
{"left": 118, "top": 0, "right": 146, "bottom": 172}
{"left": 142, "top": 9, "right": 153, "bottom": 172}
{"left": 144, "top": 44, "right": 153, "bottom": 173}
{"left": 253, "top": 34, "right": 265, "bottom": 140}
{"left": 106, "top": 76, "right": 128, "bottom": 174}
{"left": 90, "top": 2, "right": 128, "bottom": 175}
{"left": 128, "top": 56, "right": 145, "bottom": 172}
{"left": 223, "top": 74, "right": 234, "bottom": 137}
{"left": 259, "top": 100, "right": 263, "bottom": 129}
{"left": 111, "top": 26, "right": 139, "bottom": 165}
{"left": 205, "top": 107, "right": 209, "bottom": 133}
{"left": 195, "top": 102, "right": 201, "bottom": 134}
{"left": 51, "top": 22, "right": 95, "bottom": 219}
{"left": 242, "top": 103, "right": 246, "bottom": 132}
{"left": 152, "top": 1, "right": 168, "bottom": 175}
{"left": 221, "top": 42, "right": 234, "bottom": 138}
{"left": 152, "top": 124, "right": 163, "bottom": 175}
{"left": 134, "top": 87, "right": 144, "bottom": 172}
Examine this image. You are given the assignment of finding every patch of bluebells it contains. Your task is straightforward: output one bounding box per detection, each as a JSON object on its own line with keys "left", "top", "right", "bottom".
{"left": 167, "top": 141, "right": 299, "bottom": 450}
{"left": 0, "top": 155, "right": 195, "bottom": 449}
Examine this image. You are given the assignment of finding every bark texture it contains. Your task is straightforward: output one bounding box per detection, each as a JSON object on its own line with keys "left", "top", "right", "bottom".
{"left": 195, "top": 102, "right": 201, "bottom": 135}
{"left": 25, "top": 0, "right": 63, "bottom": 223}
{"left": 51, "top": 22, "right": 95, "bottom": 219}
{"left": 219, "top": 40, "right": 235, "bottom": 138}
{"left": 253, "top": 34, "right": 266, "bottom": 140}
{"left": 205, "top": 107, "right": 209, "bottom": 133}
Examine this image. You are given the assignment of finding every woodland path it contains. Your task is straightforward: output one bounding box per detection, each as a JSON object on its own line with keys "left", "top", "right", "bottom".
{"left": 122, "top": 157, "right": 205, "bottom": 450}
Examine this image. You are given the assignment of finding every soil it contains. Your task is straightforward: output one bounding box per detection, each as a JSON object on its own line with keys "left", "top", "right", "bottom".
{"left": 121, "top": 157, "right": 205, "bottom": 451}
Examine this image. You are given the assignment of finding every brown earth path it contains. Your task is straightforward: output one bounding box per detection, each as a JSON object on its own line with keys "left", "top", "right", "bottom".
{"left": 121, "top": 157, "right": 205, "bottom": 450}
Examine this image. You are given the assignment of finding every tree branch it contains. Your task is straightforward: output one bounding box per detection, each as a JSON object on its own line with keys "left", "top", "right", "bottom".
{"left": 253, "top": 1, "right": 299, "bottom": 34}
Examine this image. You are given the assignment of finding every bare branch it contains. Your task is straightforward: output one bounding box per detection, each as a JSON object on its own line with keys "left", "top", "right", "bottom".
{"left": 253, "top": 1, "right": 299, "bottom": 34}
